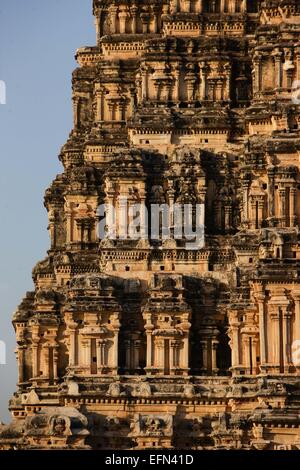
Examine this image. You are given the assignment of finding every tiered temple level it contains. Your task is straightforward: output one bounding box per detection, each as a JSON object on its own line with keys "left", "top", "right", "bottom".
{"left": 1, "top": 0, "right": 300, "bottom": 450}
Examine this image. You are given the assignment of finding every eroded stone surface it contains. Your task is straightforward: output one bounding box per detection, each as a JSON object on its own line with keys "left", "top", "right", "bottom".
{"left": 1, "top": 0, "right": 300, "bottom": 450}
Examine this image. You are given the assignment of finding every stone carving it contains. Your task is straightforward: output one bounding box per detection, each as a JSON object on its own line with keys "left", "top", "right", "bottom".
{"left": 131, "top": 382, "right": 152, "bottom": 398}
{"left": 130, "top": 414, "right": 173, "bottom": 438}
{"left": 2, "top": 0, "right": 300, "bottom": 451}
{"left": 107, "top": 383, "right": 125, "bottom": 397}
{"left": 22, "top": 389, "right": 40, "bottom": 405}
{"left": 67, "top": 380, "right": 80, "bottom": 396}
{"left": 50, "top": 416, "right": 70, "bottom": 437}
{"left": 183, "top": 384, "right": 195, "bottom": 398}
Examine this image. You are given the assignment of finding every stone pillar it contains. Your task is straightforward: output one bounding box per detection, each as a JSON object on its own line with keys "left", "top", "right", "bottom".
{"left": 130, "top": 6, "right": 138, "bottom": 34}
{"left": 139, "top": 196, "right": 147, "bottom": 240}
{"left": 216, "top": 80, "right": 223, "bottom": 101}
{"left": 256, "top": 294, "right": 267, "bottom": 366}
{"left": 116, "top": 102, "right": 124, "bottom": 121}
{"left": 296, "top": 47, "right": 300, "bottom": 81}
{"left": 108, "top": 101, "right": 114, "bottom": 121}
{"left": 87, "top": 340, "right": 92, "bottom": 370}
{"left": 243, "top": 336, "right": 251, "bottom": 372}
{"left": 220, "top": 0, "right": 225, "bottom": 13}
{"left": 135, "top": 72, "right": 142, "bottom": 104}
{"left": 279, "top": 187, "right": 286, "bottom": 227}
{"left": 199, "top": 0, "right": 203, "bottom": 13}
{"left": 170, "top": 340, "right": 176, "bottom": 370}
{"left": 293, "top": 292, "right": 300, "bottom": 342}
{"left": 270, "top": 309, "right": 280, "bottom": 372}
{"left": 65, "top": 203, "right": 72, "bottom": 244}
{"left": 95, "top": 88, "right": 103, "bottom": 122}
{"left": 41, "top": 346, "right": 48, "bottom": 379}
{"left": 216, "top": 200, "right": 223, "bottom": 231}
{"left": 273, "top": 52, "right": 283, "bottom": 89}
{"left": 119, "top": 9, "right": 129, "bottom": 34}
{"left": 134, "top": 340, "right": 140, "bottom": 369}
{"left": 229, "top": 0, "right": 235, "bottom": 13}
{"left": 282, "top": 307, "right": 292, "bottom": 371}
{"left": 83, "top": 339, "right": 91, "bottom": 369}
{"left": 224, "top": 64, "right": 231, "bottom": 101}
{"left": 18, "top": 347, "right": 25, "bottom": 384}
{"left": 75, "top": 220, "right": 83, "bottom": 244}
{"left": 208, "top": 80, "right": 215, "bottom": 101}
{"left": 69, "top": 328, "right": 76, "bottom": 366}
{"left": 129, "top": 87, "right": 137, "bottom": 115}
{"left": 242, "top": 181, "right": 249, "bottom": 224}
{"left": 212, "top": 340, "right": 218, "bottom": 374}
{"left": 85, "top": 220, "right": 92, "bottom": 243}
{"left": 95, "top": 8, "right": 103, "bottom": 43}
{"left": 110, "top": 6, "right": 119, "bottom": 34}
{"left": 161, "top": 80, "right": 171, "bottom": 102}
{"left": 96, "top": 340, "right": 102, "bottom": 370}
{"left": 293, "top": 291, "right": 300, "bottom": 371}
{"left": 103, "top": 339, "right": 108, "bottom": 367}
{"left": 156, "top": 339, "right": 165, "bottom": 372}
{"left": 152, "top": 6, "right": 160, "bottom": 33}
{"left": 173, "top": 65, "right": 181, "bottom": 102}
{"left": 48, "top": 209, "right": 56, "bottom": 249}
{"left": 53, "top": 347, "right": 58, "bottom": 381}
{"left": 125, "top": 340, "right": 131, "bottom": 370}
{"left": 168, "top": 187, "right": 175, "bottom": 239}
{"left": 146, "top": 333, "right": 153, "bottom": 369}
{"left": 32, "top": 342, "right": 39, "bottom": 378}
{"left": 282, "top": 309, "right": 291, "bottom": 373}
{"left": 105, "top": 190, "right": 116, "bottom": 239}
{"left": 225, "top": 205, "right": 232, "bottom": 231}
{"left": 183, "top": 0, "right": 191, "bottom": 13}
{"left": 154, "top": 81, "right": 160, "bottom": 101}
{"left": 228, "top": 311, "right": 240, "bottom": 369}
{"left": 290, "top": 187, "right": 297, "bottom": 227}
{"left": 258, "top": 199, "right": 264, "bottom": 228}
{"left": 200, "top": 340, "right": 208, "bottom": 372}
{"left": 251, "top": 337, "right": 258, "bottom": 374}
{"left": 72, "top": 96, "right": 80, "bottom": 129}
{"left": 186, "top": 76, "right": 196, "bottom": 102}
{"left": 174, "top": 0, "right": 180, "bottom": 13}
{"left": 253, "top": 55, "right": 262, "bottom": 94}
{"left": 199, "top": 63, "right": 207, "bottom": 100}
{"left": 112, "top": 330, "right": 119, "bottom": 372}
{"left": 267, "top": 167, "right": 275, "bottom": 219}
{"left": 141, "top": 67, "right": 149, "bottom": 101}
{"left": 118, "top": 196, "right": 128, "bottom": 239}
{"left": 47, "top": 346, "right": 52, "bottom": 380}
{"left": 182, "top": 336, "right": 189, "bottom": 371}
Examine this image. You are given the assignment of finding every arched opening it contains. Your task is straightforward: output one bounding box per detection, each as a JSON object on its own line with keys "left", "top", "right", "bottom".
{"left": 190, "top": 331, "right": 203, "bottom": 375}
{"left": 217, "top": 326, "right": 231, "bottom": 375}
{"left": 247, "top": 0, "right": 258, "bottom": 13}
{"left": 204, "top": 0, "right": 221, "bottom": 13}
{"left": 118, "top": 313, "right": 146, "bottom": 375}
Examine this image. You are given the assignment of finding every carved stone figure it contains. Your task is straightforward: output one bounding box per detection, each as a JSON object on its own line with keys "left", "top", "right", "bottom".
{"left": 1, "top": 0, "right": 300, "bottom": 451}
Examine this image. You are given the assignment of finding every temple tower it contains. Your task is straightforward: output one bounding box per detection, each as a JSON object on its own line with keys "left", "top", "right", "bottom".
{"left": 1, "top": 0, "right": 300, "bottom": 450}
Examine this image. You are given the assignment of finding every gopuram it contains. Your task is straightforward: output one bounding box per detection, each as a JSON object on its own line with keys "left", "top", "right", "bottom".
{"left": 1, "top": 0, "right": 300, "bottom": 450}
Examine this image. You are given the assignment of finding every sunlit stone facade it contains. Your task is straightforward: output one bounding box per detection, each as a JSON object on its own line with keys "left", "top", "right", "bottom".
{"left": 1, "top": 0, "right": 300, "bottom": 450}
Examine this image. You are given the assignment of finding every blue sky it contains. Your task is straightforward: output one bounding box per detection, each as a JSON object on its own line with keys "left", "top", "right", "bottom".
{"left": 0, "top": 0, "right": 95, "bottom": 422}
